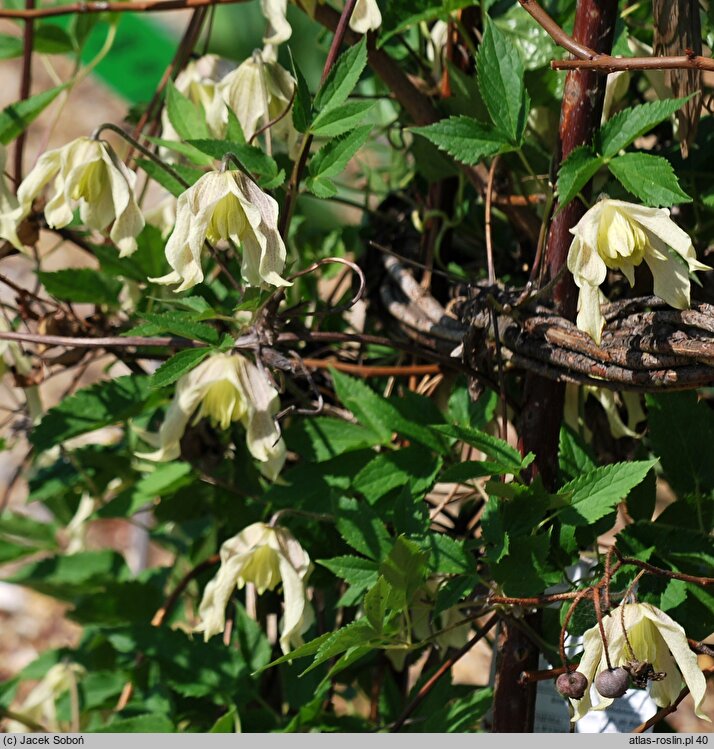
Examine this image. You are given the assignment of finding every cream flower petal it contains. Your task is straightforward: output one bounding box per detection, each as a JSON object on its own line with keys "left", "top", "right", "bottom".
{"left": 349, "top": 0, "right": 382, "bottom": 33}
{"left": 219, "top": 58, "right": 266, "bottom": 142}
{"left": 644, "top": 239, "right": 690, "bottom": 310}
{"left": 196, "top": 523, "right": 311, "bottom": 653}
{"left": 576, "top": 282, "right": 606, "bottom": 345}
{"left": 260, "top": 0, "right": 292, "bottom": 45}
{"left": 639, "top": 603, "right": 709, "bottom": 720}
{"left": 238, "top": 358, "right": 286, "bottom": 479}
{"left": 571, "top": 618, "right": 606, "bottom": 721}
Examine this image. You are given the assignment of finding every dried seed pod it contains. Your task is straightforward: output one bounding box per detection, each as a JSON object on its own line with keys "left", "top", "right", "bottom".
{"left": 556, "top": 671, "right": 589, "bottom": 700}
{"left": 594, "top": 667, "right": 630, "bottom": 698}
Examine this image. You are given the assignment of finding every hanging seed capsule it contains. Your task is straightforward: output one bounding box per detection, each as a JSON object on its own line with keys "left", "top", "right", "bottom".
{"left": 556, "top": 671, "right": 589, "bottom": 700}
{"left": 594, "top": 667, "right": 630, "bottom": 698}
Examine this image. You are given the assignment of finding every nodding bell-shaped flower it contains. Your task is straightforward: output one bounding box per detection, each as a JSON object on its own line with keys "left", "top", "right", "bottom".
{"left": 6, "top": 662, "right": 86, "bottom": 733}
{"left": 567, "top": 198, "right": 710, "bottom": 344}
{"left": 259, "top": 0, "right": 380, "bottom": 46}
{"left": 160, "top": 54, "right": 228, "bottom": 147}
{"left": 218, "top": 48, "right": 297, "bottom": 153}
{"left": 0, "top": 136, "right": 144, "bottom": 257}
{"left": 137, "top": 352, "right": 286, "bottom": 480}
{"left": 150, "top": 169, "right": 289, "bottom": 291}
{"left": 570, "top": 602, "right": 709, "bottom": 723}
{"left": 349, "top": 0, "right": 382, "bottom": 34}
{"left": 196, "top": 522, "right": 313, "bottom": 654}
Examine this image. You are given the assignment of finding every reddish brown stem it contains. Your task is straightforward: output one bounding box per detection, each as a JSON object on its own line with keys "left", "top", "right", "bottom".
{"left": 15, "top": 0, "right": 35, "bottom": 185}
{"left": 390, "top": 613, "right": 499, "bottom": 732}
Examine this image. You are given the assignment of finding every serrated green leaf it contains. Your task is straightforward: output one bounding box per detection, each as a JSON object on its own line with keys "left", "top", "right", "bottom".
{"left": 608, "top": 153, "right": 691, "bottom": 206}
{"left": 477, "top": 19, "right": 529, "bottom": 144}
{"left": 354, "top": 446, "right": 441, "bottom": 503}
{"left": 165, "top": 79, "right": 209, "bottom": 140}
{"left": 31, "top": 376, "right": 154, "bottom": 452}
{"left": 336, "top": 497, "right": 392, "bottom": 560}
{"left": 303, "top": 618, "right": 378, "bottom": 675}
{"left": 139, "top": 312, "right": 220, "bottom": 344}
{"left": 305, "top": 175, "right": 337, "bottom": 198}
{"left": 556, "top": 146, "right": 604, "bottom": 210}
{"left": 431, "top": 423, "right": 529, "bottom": 472}
{"left": 557, "top": 459, "right": 657, "bottom": 525}
{"left": 310, "top": 99, "right": 375, "bottom": 138}
{"left": 286, "top": 417, "right": 381, "bottom": 461}
{"left": 135, "top": 158, "right": 200, "bottom": 198}
{"left": 558, "top": 425, "right": 596, "bottom": 482}
{"left": 313, "top": 37, "right": 368, "bottom": 115}
{"left": 209, "top": 708, "right": 239, "bottom": 733}
{"left": 309, "top": 124, "right": 372, "bottom": 180}
{"left": 597, "top": 97, "right": 690, "bottom": 158}
{"left": 96, "top": 715, "right": 175, "bottom": 733}
{"left": 379, "top": 536, "right": 429, "bottom": 606}
{"left": 439, "top": 459, "right": 514, "bottom": 482}
{"left": 150, "top": 347, "right": 213, "bottom": 389}
{"left": 187, "top": 139, "right": 281, "bottom": 184}
{"left": 363, "top": 576, "right": 390, "bottom": 634}
{"left": 380, "top": 0, "right": 472, "bottom": 45}
{"left": 0, "top": 85, "right": 66, "bottom": 145}
{"left": 288, "top": 49, "right": 312, "bottom": 133}
{"left": 38, "top": 268, "right": 122, "bottom": 306}
{"left": 318, "top": 555, "right": 379, "bottom": 588}
{"left": 413, "top": 116, "right": 512, "bottom": 165}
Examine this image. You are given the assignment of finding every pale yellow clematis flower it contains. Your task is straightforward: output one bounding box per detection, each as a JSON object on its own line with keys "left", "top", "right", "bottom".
{"left": 5, "top": 662, "right": 85, "bottom": 733}
{"left": 570, "top": 602, "right": 709, "bottom": 723}
{"left": 567, "top": 198, "right": 710, "bottom": 344}
{"left": 218, "top": 48, "right": 298, "bottom": 154}
{"left": 150, "top": 169, "right": 289, "bottom": 291}
{"left": 259, "top": 0, "right": 380, "bottom": 45}
{"left": 160, "top": 54, "right": 228, "bottom": 148}
{"left": 137, "top": 352, "right": 285, "bottom": 480}
{"left": 196, "top": 522, "right": 313, "bottom": 654}
{"left": 0, "top": 136, "right": 144, "bottom": 257}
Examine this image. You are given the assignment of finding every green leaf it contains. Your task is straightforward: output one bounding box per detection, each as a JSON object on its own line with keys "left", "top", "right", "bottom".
{"left": 379, "top": 536, "right": 429, "bottom": 607}
{"left": 96, "top": 715, "right": 175, "bottom": 733}
{"left": 439, "top": 459, "right": 514, "bottom": 482}
{"left": 557, "top": 459, "right": 657, "bottom": 526}
{"left": 305, "top": 176, "right": 337, "bottom": 198}
{"left": 336, "top": 497, "right": 392, "bottom": 560}
{"left": 412, "top": 116, "right": 512, "bottom": 166}
{"left": 234, "top": 602, "right": 272, "bottom": 673}
{"left": 286, "top": 416, "right": 380, "bottom": 461}
{"left": 135, "top": 158, "right": 199, "bottom": 198}
{"left": 0, "top": 85, "right": 65, "bottom": 145}
{"left": 309, "top": 124, "right": 372, "bottom": 181}
{"left": 165, "top": 79, "right": 210, "bottom": 140}
{"left": 318, "top": 555, "right": 379, "bottom": 589}
{"left": 354, "top": 446, "right": 442, "bottom": 503}
{"left": 138, "top": 312, "right": 220, "bottom": 344}
{"left": 556, "top": 146, "right": 604, "bottom": 209}
{"left": 30, "top": 376, "right": 153, "bottom": 452}
{"left": 34, "top": 24, "right": 74, "bottom": 54}
{"left": 150, "top": 347, "right": 213, "bottom": 389}
{"left": 187, "top": 139, "right": 281, "bottom": 185}
{"left": 313, "top": 37, "right": 367, "bottom": 115}
{"left": 209, "top": 708, "right": 239, "bottom": 733}
{"left": 596, "top": 97, "right": 690, "bottom": 158}
{"left": 645, "top": 392, "right": 714, "bottom": 495}
{"left": 146, "top": 135, "right": 214, "bottom": 166}
{"left": 7, "top": 550, "right": 126, "bottom": 600}
{"left": 477, "top": 19, "right": 529, "bottom": 144}
{"left": 330, "top": 369, "right": 394, "bottom": 443}
{"left": 608, "top": 153, "right": 691, "bottom": 207}
{"left": 38, "top": 268, "right": 122, "bottom": 306}
{"left": 432, "top": 423, "right": 530, "bottom": 473}
{"left": 491, "top": 532, "right": 560, "bottom": 596}
{"left": 303, "top": 619, "right": 378, "bottom": 675}
{"left": 288, "top": 49, "right": 312, "bottom": 133}
{"left": 558, "top": 425, "right": 596, "bottom": 482}
{"left": 363, "top": 576, "right": 391, "bottom": 634}
{"left": 380, "top": 0, "right": 472, "bottom": 45}
{"left": 310, "top": 100, "right": 375, "bottom": 138}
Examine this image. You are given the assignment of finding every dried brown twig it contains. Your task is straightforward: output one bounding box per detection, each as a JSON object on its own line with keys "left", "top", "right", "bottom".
{"left": 519, "top": 0, "right": 714, "bottom": 74}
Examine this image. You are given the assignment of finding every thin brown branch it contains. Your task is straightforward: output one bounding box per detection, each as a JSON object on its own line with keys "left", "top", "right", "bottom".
{"left": 301, "top": 359, "right": 440, "bottom": 378}
{"left": 390, "top": 613, "right": 499, "bottom": 732}
{"left": 0, "top": 0, "right": 249, "bottom": 19}
{"left": 519, "top": 0, "right": 714, "bottom": 74}
{"left": 15, "top": 0, "right": 35, "bottom": 184}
